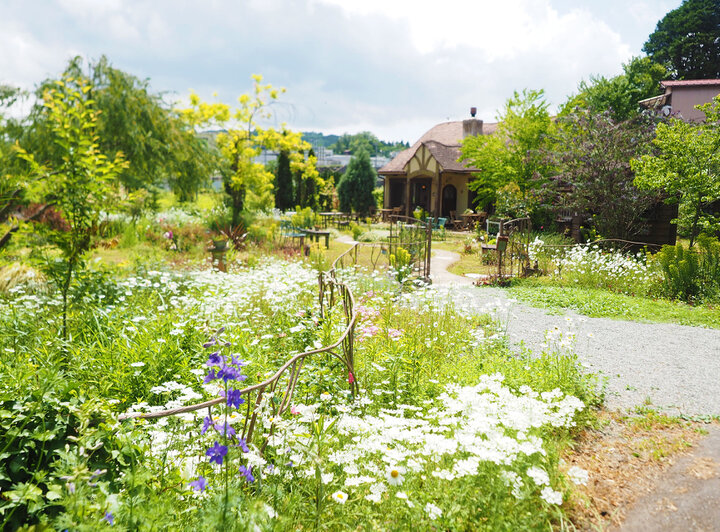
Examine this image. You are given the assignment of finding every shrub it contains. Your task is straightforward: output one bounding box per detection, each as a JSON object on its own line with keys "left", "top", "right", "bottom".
{"left": 0, "top": 367, "right": 142, "bottom": 530}
{"left": 655, "top": 235, "right": 720, "bottom": 302}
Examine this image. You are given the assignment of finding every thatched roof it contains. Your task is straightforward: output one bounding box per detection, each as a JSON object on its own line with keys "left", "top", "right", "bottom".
{"left": 379, "top": 120, "right": 497, "bottom": 174}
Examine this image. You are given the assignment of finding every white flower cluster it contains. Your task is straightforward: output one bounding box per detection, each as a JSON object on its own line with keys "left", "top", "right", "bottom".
{"left": 258, "top": 373, "right": 584, "bottom": 510}
{"left": 555, "top": 244, "right": 659, "bottom": 290}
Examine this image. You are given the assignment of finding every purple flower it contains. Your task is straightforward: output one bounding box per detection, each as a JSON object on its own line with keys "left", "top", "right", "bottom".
{"left": 218, "top": 365, "right": 246, "bottom": 382}
{"left": 207, "top": 351, "right": 223, "bottom": 366}
{"left": 217, "top": 327, "right": 225, "bottom": 334}
{"left": 206, "top": 442, "right": 228, "bottom": 465}
{"left": 104, "top": 511, "right": 114, "bottom": 525}
{"left": 230, "top": 354, "right": 247, "bottom": 367}
{"left": 201, "top": 416, "right": 213, "bottom": 435}
{"left": 203, "top": 338, "right": 217, "bottom": 348}
{"left": 239, "top": 465, "right": 255, "bottom": 483}
{"left": 189, "top": 476, "right": 207, "bottom": 492}
{"left": 238, "top": 438, "right": 250, "bottom": 453}
{"left": 226, "top": 388, "right": 244, "bottom": 408}
{"left": 213, "top": 421, "right": 236, "bottom": 438}
{"left": 203, "top": 368, "right": 217, "bottom": 383}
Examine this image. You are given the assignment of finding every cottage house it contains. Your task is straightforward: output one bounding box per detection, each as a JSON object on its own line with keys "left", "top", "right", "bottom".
{"left": 378, "top": 112, "right": 497, "bottom": 218}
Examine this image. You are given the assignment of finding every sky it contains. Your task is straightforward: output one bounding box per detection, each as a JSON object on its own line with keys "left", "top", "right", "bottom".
{"left": 0, "top": 0, "right": 681, "bottom": 143}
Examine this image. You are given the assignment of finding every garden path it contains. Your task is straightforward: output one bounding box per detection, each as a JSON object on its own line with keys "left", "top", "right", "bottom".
{"left": 429, "top": 250, "right": 720, "bottom": 530}
{"left": 429, "top": 250, "right": 720, "bottom": 418}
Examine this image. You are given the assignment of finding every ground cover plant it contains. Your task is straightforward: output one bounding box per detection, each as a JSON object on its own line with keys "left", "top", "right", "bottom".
{"left": 0, "top": 250, "right": 601, "bottom": 530}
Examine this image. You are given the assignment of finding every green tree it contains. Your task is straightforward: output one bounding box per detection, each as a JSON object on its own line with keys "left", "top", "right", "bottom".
{"left": 16, "top": 77, "right": 127, "bottom": 339}
{"left": 632, "top": 96, "right": 720, "bottom": 245}
{"left": 461, "top": 89, "right": 554, "bottom": 210}
{"left": 274, "top": 150, "right": 293, "bottom": 211}
{"left": 643, "top": 0, "right": 720, "bottom": 79}
{"left": 336, "top": 149, "right": 376, "bottom": 215}
{"left": 547, "top": 110, "right": 661, "bottom": 239}
{"left": 563, "top": 57, "right": 668, "bottom": 121}
{"left": 20, "top": 56, "right": 214, "bottom": 202}
{"left": 331, "top": 131, "right": 407, "bottom": 156}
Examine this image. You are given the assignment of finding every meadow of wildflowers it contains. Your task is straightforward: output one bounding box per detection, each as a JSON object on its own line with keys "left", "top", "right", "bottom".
{"left": 0, "top": 256, "right": 600, "bottom": 530}
{"left": 528, "top": 238, "right": 661, "bottom": 296}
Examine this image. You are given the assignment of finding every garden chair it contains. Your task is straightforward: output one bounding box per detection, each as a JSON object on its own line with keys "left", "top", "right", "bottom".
{"left": 280, "top": 219, "right": 306, "bottom": 248}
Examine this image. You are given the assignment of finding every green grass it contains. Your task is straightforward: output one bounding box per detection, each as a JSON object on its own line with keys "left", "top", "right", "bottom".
{"left": 507, "top": 279, "right": 720, "bottom": 329}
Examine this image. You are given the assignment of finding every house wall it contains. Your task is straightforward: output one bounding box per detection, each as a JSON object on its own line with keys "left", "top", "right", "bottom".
{"left": 671, "top": 86, "right": 720, "bottom": 122}
{"left": 441, "top": 173, "right": 472, "bottom": 213}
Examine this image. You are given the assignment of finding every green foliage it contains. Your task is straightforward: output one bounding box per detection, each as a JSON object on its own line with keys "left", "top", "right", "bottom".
{"left": 274, "top": 150, "right": 294, "bottom": 211}
{"left": 547, "top": 110, "right": 661, "bottom": 239}
{"left": 632, "top": 96, "right": 720, "bottom": 245}
{"left": 17, "top": 76, "right": 127, "bottom": 339}
{"left": 330, "top": 131, "right": 408, "bottom": 156}
{"left": 290, "top": 206, "right": 317, "bottom": 229}
{"left": 337, "top": 149, "right": 377, "bottom": 215}
{"left": 508, "top": 281, "right": 720, "bottom": 328}
{"left": 655, "top": 235, "right": 720, "bottom": 302}
{"left": 0, "top": 366, "right": 143, "bottom": 530}
{"left": 181, "top": 76, "right": 318, "bottom": 222}
{"left": 461, "top": 89, "right": 554, "bottom": 210}
{"left": 563, "top": 57, "right": 668, "bottom": 121}
{"left": 21, "top": 57, "right": 215, "bottom": 198}
{"left": 348, "top": 221, "right": 363, "bottom": 241}
{"left": 643, "top": 0, "right": 720, "bottom": 79}
{"left": 495, "top": 182, "right": 538, "bottom": 219}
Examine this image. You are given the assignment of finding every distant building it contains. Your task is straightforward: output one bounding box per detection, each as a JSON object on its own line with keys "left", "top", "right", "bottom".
{"left": 639, "top": 79, "right": 720, "bottom": 121}
{"left": 378, "top": 115, "right": 497, "bottom": 217}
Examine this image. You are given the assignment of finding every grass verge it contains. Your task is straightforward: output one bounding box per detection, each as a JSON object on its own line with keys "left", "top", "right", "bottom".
{"left": 506, "top": 281, "right": 720, "bottom": 329}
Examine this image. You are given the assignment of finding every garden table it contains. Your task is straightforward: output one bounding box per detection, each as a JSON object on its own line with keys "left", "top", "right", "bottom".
{"left": 301, "top": 228, "right": 331, "bottom": 249}
{"left": 461, "top": 213, "right": 486, "bottom": 230}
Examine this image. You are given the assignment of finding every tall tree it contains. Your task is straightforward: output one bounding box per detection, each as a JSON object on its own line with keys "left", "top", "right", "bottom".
{"left": 643, "top": 0, "right": 720, "bottom": 80}
{"left": 19, "top": 56, "right": 215, "bottom": 200}
{"left": 180, "top": 76, "right": 318, "bottom": 225}
{"left": 461, "top": 89, "right": 554, "bottom": 209}
{"left": 336, "top": 149, "right": 376, "bottom": 215}
{"left": 16, "top": 77, "right": 127, "bottom": 339}
{"left": 563, "top": 57, "right": 669, "bottom": 121}
{"left": 546, "top": 110, "right": 661, "bottom": 239}
{"left": 632, "top": 96, "right": 720, "bottom": 245}
{"left": 274, "top": 150, "right": 293, "bottom": 211}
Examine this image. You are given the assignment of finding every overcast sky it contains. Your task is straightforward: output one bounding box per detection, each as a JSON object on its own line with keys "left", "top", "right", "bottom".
{"left": 1, "top": 0, "right": 680, "bottom": 143}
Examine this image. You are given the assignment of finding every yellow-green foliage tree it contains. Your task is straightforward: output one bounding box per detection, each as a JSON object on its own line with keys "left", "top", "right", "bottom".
{"left": 180, "top": 75, "right": 319, "bottom": 225}
{"left": 460, "top": 89, "right": 555, "bottom": 211}
{"left": 16, "top": 77, "right": 127, "bottom": 339}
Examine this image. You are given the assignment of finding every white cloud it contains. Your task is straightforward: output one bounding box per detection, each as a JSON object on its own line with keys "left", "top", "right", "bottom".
{"left": 0, "top": 0, "right": 671, "bottom": 142}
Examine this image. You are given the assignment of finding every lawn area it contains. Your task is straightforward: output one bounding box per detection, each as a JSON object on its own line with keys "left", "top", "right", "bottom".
{"left": 506, "top": 281, "right": 720, "bottom": 329}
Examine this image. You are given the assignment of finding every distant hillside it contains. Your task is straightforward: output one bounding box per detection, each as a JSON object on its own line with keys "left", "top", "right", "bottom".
{"left": 302, "top": 131, "right": 408, "bottom": 157}
{"left": 301, "top": 131, "right": 340, "bottom": 149}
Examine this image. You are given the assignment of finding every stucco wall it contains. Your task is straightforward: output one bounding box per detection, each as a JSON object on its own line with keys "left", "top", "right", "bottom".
{"left": 671, "top": 86, "right": 720, "bottom": 122}
{"left": 441, "top": 173, "right": 472, "bottom": 213}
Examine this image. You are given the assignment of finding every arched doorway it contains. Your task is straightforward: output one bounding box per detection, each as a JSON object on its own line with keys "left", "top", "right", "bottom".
{"left": 441, "top": 185, "right": 457, "bottom": 218}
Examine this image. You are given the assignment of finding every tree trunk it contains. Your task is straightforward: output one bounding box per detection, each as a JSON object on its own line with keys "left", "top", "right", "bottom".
{"left": 689, "top": 195, "right": 702, "bottom": 247}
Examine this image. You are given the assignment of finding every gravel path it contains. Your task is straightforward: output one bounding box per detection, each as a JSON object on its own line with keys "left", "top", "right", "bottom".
{"left": 430, "top": 249, "right": 720, "bottom": 417}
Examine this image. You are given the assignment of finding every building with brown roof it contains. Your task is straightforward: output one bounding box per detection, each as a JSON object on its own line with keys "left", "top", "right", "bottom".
{"left": 378, "top": 114, "right": 497, "bottom": 218}
{"left": 639, "top": 79, "right": 720, "bottom": 121}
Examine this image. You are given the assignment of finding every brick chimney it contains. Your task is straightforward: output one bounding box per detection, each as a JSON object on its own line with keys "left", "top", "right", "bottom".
{"left": 462, "top": 108, "right": 483, "bottom": 138}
